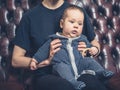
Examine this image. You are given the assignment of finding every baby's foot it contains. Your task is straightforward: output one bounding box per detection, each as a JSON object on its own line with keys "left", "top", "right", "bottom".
{"left": 103, "top": 70, "right": 114, "bottom": 78}
{"left": 75, "top": 81, "right": 86, "bottom": 90}
{"left": 96, "top": 70, "right": 114, "bottom": 79}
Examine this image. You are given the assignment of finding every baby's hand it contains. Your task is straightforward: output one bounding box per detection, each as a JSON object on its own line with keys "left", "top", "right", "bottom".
{"left": 30, "top": 59, "right": 38, "bottom": 70}
{"left": 37, "top": 59, "right": 51, "bottom": 68}
{"left": 89, "top": 46, "right": 99, "bottom": 57}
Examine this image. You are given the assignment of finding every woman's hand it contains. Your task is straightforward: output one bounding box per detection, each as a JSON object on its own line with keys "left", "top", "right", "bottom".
{"left": 49, "top": 39, "right": 62, "bottom": 60}
{"left": 37, "top": 39, "right": 62, "bottom": 68}
{"left": 78, "top": 42, "right": 87, "bottom": 52}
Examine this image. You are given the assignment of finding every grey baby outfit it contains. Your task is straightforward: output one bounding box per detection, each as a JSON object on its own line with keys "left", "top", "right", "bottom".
{"left": 33, "top": 33, "right": 114, "bottom": 90}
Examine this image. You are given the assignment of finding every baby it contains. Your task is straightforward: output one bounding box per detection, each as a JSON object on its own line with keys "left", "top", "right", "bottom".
{"left": 30, "top": 5, "right": 114, "bottom": 90}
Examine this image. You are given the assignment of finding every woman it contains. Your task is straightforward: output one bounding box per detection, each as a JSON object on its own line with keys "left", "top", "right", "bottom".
{"left": 12, "top": 0, "right": 103, "bottom": 90}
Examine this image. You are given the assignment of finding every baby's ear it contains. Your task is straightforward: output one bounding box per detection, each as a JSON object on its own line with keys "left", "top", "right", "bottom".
{"left": 60, "top": 19, "right": 63, "bottom": 28}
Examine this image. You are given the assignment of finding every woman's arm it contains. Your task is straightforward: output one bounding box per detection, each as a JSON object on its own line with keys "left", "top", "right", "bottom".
{"left": 12, "top": 45, "right": 53, "bottom": 69}
{"left": 12, "top": 39, "right": 62, "bottom": 69}
{"left": 91, "top": 38, "right": 100, "bottom": 51}
{"left": 12, "top": 45, "right": 31, "bottom": 68}
{"left": 90, "top": 38, "right": 100, "bottom": 56}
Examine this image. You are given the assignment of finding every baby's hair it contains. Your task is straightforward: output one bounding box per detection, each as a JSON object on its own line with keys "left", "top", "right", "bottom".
{"left": 62, "top": 5, "right": 84, "bottom": 20}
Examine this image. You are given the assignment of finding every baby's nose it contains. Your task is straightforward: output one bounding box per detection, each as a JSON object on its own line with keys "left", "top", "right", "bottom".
{"left": 74, "top": 23, "right": 79, "bottom": 28}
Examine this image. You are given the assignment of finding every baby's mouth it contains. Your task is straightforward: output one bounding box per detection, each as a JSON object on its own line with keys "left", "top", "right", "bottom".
{"left": 71, "top": 30, "right": 77, "bottom": 34}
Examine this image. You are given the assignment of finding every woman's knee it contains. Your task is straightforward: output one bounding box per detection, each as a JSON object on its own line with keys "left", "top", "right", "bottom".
{"left": 33, "top": 75, "right": 75, "bottom": 90}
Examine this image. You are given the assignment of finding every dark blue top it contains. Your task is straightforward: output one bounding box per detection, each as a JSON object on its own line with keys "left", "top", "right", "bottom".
{"left": 13, "top": 1, "right": 95, "bottom": 76}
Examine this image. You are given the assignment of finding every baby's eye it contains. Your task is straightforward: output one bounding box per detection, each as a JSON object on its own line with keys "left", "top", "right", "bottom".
{"left": 69, "top": 21, "right": 74, "bottom": 23}
{"left": 78, "top": 23, "right": 83, "bottom": 25}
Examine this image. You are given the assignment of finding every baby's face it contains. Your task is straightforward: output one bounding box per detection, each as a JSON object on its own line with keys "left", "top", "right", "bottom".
{"left": 60, "top": 9, "right": 84, "bottom": 38}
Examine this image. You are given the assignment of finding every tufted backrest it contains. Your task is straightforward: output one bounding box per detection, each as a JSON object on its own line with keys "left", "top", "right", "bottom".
{"left": 0, "top": 0, "right": 120, "bottom": 81}
{"left": 73, "top": 0, "right": 120, "bottom": 73}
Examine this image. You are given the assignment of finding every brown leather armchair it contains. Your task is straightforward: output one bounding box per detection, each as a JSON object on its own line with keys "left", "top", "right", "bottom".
{"left": 0, "top": 0, "right": 120, "bottom": 90}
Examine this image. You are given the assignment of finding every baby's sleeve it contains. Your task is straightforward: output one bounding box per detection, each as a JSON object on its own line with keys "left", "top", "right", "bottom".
{"left": 33, "top": 39, "right": 51, "bottom": 63}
